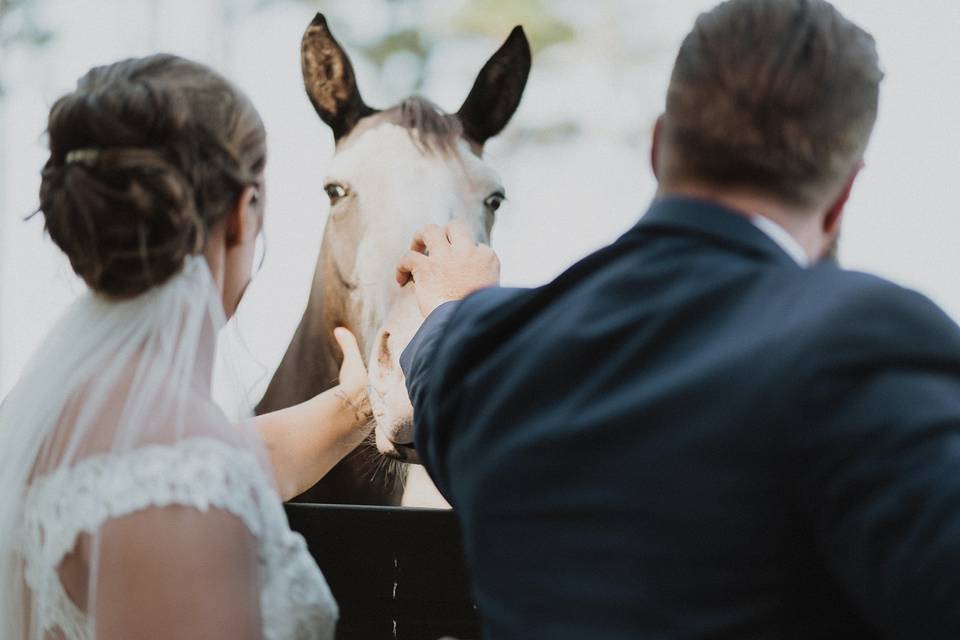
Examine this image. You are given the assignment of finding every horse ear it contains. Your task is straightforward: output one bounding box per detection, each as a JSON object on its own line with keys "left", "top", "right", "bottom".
{"left": 301, "top": 13, "right": 377, "bottom": 141}
{"left": 457, "top": 26, "right": 531, "bottom": 148}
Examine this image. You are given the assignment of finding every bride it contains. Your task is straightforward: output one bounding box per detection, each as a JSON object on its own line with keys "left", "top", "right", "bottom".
{"left": 0, "top": 54, "right": 369, "bottom": 639}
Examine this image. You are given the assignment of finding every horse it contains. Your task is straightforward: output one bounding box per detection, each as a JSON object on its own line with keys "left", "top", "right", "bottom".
{"left": 256, "top": 13, "right": 530, "bottom": 505}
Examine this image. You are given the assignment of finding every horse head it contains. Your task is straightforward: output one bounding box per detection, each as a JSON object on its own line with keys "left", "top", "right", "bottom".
{"left": 303, "top": 15, "right": 529, "bottom": 459}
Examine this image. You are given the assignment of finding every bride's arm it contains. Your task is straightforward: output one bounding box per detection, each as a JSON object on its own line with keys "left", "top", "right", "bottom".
{"left": 254, "top": 328, "right": 373, "bottom": 501}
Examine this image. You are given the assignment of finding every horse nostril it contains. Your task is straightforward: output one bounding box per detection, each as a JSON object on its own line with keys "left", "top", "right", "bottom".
{"left": 378, "top": 331, "right": 391, "bottom": 368}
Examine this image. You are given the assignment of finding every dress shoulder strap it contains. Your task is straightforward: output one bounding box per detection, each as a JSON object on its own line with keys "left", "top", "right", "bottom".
{"left": 21, "top": 437, "right": 278, "bottom": 573}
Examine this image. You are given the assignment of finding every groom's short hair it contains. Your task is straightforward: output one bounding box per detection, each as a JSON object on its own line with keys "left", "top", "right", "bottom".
{"left": 663, "top": 0, "right": 883, "bottom": 208}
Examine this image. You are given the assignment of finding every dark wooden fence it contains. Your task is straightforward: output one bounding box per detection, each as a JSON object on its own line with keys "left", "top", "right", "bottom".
{"left": 285, "top": 504, "right": 481, "bottom": 640}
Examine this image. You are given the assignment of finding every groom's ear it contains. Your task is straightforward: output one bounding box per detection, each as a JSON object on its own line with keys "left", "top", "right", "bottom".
{"left": 651, "top": 115, "right": 665, "bottom": 181}
{"left": 823, "top": 163, "right": 862, "bottom": 236}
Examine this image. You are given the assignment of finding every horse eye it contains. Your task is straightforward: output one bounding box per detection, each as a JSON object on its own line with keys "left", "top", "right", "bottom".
{"left": 484, "top": 192, "right": 506, "bottom": 213}
{"left": 324, "top": 183, "right": 349, "bottom": 205}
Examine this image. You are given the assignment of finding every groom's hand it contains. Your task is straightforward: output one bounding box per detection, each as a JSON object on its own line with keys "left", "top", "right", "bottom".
{"left": 396, "top": 219, "right": 501, "bottom": 317}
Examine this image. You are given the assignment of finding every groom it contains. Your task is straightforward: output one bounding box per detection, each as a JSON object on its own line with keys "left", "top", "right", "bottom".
{"left": 397, "top": 0, "right": 960, "bottom": 638}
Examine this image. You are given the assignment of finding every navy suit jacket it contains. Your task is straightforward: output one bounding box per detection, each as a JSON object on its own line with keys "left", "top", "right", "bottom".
{"left": 400, "top": 197, "right": 960, "bottom": 639}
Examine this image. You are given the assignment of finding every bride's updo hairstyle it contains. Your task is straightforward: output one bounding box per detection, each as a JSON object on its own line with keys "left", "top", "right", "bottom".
{"left": 38, "top": 54, "right": 266, "bottom": 298}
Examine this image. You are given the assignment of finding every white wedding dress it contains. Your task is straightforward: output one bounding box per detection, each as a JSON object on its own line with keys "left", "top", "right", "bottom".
{"left": 0, "top": 257, "right": 339, "bottom": 639}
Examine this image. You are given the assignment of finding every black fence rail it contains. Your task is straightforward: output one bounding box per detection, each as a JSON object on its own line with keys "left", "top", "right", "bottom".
{"left": 285, "top": 503, "right": 481, "bottom": 640}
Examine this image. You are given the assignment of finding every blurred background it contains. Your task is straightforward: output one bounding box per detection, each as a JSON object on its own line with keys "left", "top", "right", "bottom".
{"left": 2, "top": 0, "right": 960, "bottom": 399}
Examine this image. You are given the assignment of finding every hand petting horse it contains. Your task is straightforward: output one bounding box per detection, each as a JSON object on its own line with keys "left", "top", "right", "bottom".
{"left": 256, "top": 14, "right": 530, "bottom": 505}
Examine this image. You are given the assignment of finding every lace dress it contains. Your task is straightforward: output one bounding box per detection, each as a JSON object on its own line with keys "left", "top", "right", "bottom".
{"left": 18, "top": 437, "right": 338, "bottom": 640}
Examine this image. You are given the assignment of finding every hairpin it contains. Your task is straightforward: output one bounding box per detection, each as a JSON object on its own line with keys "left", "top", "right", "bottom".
{"left": 64, "top": 149, "right": 100, "bottom": 165}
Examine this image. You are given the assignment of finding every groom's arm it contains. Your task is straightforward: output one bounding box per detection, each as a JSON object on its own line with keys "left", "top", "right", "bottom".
{"left": 400, "top": 286, "right": 527, "bottom": 503}
{"left": 400, "top": 301, "right": 461, "bottom": 497}
{"left": 395, "top": 218, "right": 500, "bottom": 501}
{"left": 401, "top": 301, "right": 460, "bottom": 408}
{"left": 797, "top": 283, "right": 960, "bottom": 637}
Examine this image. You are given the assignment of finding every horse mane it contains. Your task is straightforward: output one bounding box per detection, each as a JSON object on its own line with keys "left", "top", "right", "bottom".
{"left": 376, "top": 96, "right": 465, "bottom": 156}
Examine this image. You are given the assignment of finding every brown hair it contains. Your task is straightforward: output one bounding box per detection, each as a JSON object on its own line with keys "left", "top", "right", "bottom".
{"left": 38, "top": 54, "right": 266, "bottom": 298}
{"left": 663, "top": 0, "right": 883, "bottom": 207}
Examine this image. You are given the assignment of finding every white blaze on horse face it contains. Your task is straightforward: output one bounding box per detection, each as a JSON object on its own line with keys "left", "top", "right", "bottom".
{"left": 324, "top": 122, "right": 502, "bottom": 455}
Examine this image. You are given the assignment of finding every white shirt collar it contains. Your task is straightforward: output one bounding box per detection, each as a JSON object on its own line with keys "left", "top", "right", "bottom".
{"left": 749, "top": 215, "right": 810, "bottom": 267}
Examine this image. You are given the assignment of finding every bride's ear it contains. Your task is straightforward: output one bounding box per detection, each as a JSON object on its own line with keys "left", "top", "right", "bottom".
{"left": 225, "top": 185, "right": 261, "bottom": 249}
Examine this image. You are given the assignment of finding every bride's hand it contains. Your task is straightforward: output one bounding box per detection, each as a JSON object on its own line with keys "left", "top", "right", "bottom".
{"left": 333, "top": 327, "right": 372, "bottom": 424}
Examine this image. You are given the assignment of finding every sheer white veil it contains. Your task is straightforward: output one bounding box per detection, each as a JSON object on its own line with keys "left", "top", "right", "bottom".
{"left": 0, "top": 254, "right": 268, "bottom": 639}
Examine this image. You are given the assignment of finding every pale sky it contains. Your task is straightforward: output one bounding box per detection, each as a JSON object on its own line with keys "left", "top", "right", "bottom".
{"left": 2, "top": 0, "right": 960, "bottom": 398}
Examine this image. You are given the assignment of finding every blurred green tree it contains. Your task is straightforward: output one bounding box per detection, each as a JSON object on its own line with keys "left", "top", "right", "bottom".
{"left": 451, "top": 0, "right": 576, "bottom": 52}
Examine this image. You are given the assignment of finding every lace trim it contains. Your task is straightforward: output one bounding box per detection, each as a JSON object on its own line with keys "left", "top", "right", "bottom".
{"left": 20, "top": 437, "right": 337, "bottom": 640}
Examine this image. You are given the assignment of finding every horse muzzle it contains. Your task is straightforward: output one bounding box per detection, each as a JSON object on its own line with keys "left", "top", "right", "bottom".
{"left": 385, "top": 441, "right": 421, "bottom": 465}
{"left": 371, "top": 394, "right": 421, "bottom": 462}
{"left": 374, "top": 417, "right": 422, "bottom": 464}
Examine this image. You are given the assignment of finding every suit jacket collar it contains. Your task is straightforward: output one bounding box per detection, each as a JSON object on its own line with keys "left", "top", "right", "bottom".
{"left": 628, "top": 197, "right": 804, "bottom": 269}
